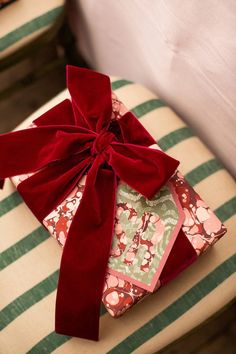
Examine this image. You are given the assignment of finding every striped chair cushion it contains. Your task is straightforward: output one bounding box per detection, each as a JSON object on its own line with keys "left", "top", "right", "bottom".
{"left": 0, "top": 0, "right": 64, "bottom": 59}
{"left": 0, "top": 78, "right": 235, "bottom": 353}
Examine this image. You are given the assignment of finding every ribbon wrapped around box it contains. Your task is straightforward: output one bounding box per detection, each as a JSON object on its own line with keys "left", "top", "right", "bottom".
{"left": 0, "top": 66, "right": 227, "bottom": 341}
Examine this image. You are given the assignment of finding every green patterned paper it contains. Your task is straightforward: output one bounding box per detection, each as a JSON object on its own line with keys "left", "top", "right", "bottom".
{"left": 108, "top": 182, "right": 183, "bottom": 291}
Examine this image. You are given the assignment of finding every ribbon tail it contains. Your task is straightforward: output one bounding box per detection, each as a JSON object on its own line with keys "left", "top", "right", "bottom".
{"left": 55, "top": 158, "right": 117, "bottom": 340}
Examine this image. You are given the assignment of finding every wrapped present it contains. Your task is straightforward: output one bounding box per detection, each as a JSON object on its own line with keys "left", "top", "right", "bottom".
{"left": 0, "top": 66, "right": 226, "bottom": 341}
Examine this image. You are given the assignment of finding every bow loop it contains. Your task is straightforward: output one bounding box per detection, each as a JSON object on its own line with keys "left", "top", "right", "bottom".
{"left": 67, "top": 66, "right": 113, "bottom": 132}
{"left": 108, "top": 142, "right": 179, "bottom": 199}
{"left": 118, "top": 111, "right": 156, "bottom": 147}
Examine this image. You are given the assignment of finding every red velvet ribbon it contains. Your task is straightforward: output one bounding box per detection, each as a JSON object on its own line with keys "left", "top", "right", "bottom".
{"left": 0, "top": 66, "right": 180, "bottom": 340}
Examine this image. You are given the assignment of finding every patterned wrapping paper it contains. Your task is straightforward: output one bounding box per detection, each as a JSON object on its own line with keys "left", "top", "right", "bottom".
{"left": 102, "top": 170, "right": 226, "bottom": 317}
{"left": 11, "top": 92, "right": 226, "bottom": 318}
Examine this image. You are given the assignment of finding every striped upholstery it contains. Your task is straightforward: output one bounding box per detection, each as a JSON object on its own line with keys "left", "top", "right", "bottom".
{"left": 0, "top": 78, "right": 235, "bottom": 353}
{"left": 0, "top": 0, "right": 64, "bottom": 59}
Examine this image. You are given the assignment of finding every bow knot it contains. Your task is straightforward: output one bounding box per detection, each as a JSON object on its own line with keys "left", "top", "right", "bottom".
{"left": 91, "top": 130, "right": 116, "bottom": 156}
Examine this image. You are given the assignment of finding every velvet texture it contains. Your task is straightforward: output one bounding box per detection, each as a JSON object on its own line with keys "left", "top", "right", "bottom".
{"left": 0, "top": 66, "right": 180, "bottom": 340}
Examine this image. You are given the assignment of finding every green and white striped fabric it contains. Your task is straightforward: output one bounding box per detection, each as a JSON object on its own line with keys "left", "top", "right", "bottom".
{"left": 0, "top": 0, "right": 64, "bottom": 59}
{"left": 0, "top": 78, "right": 236, "bottom": 353}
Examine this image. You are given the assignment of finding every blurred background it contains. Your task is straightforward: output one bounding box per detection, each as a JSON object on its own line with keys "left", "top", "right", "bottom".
{"left": 0, "top": 1, "right": 235, "bottom": 353}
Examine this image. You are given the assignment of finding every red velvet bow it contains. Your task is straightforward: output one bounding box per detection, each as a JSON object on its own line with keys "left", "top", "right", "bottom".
{"left": 0, "top": 66, "right": 179, "bottom": 340}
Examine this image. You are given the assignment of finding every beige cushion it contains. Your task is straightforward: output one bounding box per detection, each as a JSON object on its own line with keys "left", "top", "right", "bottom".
{"left": 0, "top": 0, "right": 64, "bottom": 59}
{"left": 0, "top": 78, "right": 235, "bottom": 353}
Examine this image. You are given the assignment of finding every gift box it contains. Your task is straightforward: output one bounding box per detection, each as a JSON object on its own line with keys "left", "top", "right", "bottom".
{"left": 0, "top": 66, "right": 227, "bottom": 341}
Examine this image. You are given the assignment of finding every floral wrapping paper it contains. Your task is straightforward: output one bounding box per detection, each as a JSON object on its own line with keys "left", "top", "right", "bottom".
{"left": 12, "top": 93, "right": 226, "bottom": 317}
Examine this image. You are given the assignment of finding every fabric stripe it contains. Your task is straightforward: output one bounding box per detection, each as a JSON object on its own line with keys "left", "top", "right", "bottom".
{"left": 0, "top": 270, "right": 59, "bottom": 329}
{"left": 107, "top": 254, "right": 236, "bottom": 354}
{"left": 0, "top": 266, "right": 107, "bottom": 331}
{"left": 215, "top": 197, "right": 236, "bottom": 223}
{"left": 111, "top": 80, "right": 133, "bottom": 91}
{"left": 157, "top": 127, "right": 194, "bottom": 152}
{"left": 27, "top": 332, "right": 71, "bottom": 354}
{"left": 0, "top": 227, "right": 49, "bottom": 270}
{"left": 185, "top": 159, "right": 223, "bottom": 186}
{"left": 26, "top": 306, "right": 107, "bottom": 353}
{"left": 131, "top": 99, "right": 166, "bottom": 118}
{"left": 0, "top": 6, "right": 63, "bottom": 51}
{"left": 0, "top": 191, "right": 23, "bottom": 217}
